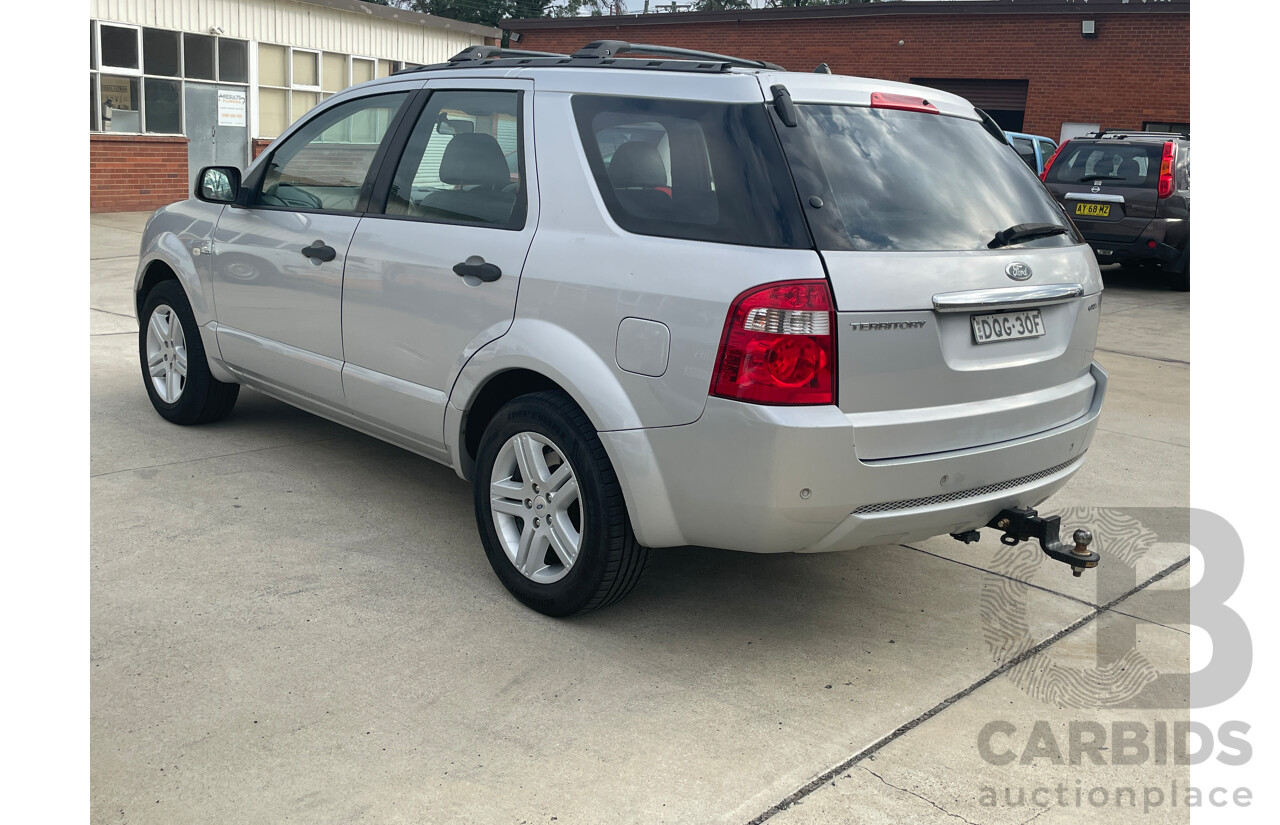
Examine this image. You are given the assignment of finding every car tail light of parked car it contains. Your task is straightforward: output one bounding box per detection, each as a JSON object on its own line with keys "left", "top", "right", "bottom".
{"left": 1039, "top": 140, "right": 1068, "bottom": 182}
{"left": 711, "top": 280, "right": 835, "bottom": 406}
{"left": 1158, "top": 140, "right": 1177, "bottom": 198}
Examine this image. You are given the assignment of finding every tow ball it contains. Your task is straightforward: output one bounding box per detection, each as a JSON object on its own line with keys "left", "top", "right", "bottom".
{"left": 951, "top": 506, "right": 1099, "bottom": 577}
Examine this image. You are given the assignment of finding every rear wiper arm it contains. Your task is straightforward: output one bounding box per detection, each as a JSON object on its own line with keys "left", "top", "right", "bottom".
{"left": 989, "top": 223, "right": 1070, "bottom": 249}
{"left": 1077, "top": 174, "right": 1123, "bottom": 182}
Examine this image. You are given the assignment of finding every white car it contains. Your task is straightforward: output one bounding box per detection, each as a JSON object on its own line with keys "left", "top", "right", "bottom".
{"left": 135, "top": 41, "right": 1106, "bottom": 615}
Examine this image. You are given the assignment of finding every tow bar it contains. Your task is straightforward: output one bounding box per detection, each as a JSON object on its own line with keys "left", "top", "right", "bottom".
{"left": 951, "top": 506, "right": 1099, "bottom": 577}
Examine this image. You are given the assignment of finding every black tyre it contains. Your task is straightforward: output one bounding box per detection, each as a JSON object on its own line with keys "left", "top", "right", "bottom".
{"left": 473, "top": 391, "right": 649, "bottom": 616}
{"left": 139, "top": 280, "right": 240, "bottom": 425}
{"left": 1168, "top": 255, "right": 1189, "bottom": 292}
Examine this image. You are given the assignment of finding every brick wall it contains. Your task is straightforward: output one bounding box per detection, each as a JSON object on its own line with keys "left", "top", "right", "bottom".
{"left": 511, "top": 12, "right": 1189, "bottom": 139}
{"left": 90, "top": 135, "right": 189, "bottom": 213}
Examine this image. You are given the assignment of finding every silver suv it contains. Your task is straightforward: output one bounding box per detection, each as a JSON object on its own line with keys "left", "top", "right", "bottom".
{"left": 134, "top": 42, "right": 1107, "bottom": 615}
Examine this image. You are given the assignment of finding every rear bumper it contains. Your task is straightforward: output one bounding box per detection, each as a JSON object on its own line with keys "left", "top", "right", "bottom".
{"left": 1083, "top": 218, "right": 1187, "bottom": 270}
{"left": 601, "top": 362, "right": 1107, "bottom": 553}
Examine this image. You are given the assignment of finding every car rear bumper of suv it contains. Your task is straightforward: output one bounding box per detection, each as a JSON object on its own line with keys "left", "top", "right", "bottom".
{"left": 1079, "top": 218, "right": 1187, "bottom": 270}
{"left": 600, "top": 362, "right": 1107, "bottom": 553}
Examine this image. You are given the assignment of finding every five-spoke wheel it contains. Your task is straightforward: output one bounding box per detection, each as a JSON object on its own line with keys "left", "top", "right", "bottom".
{"left": 474, "top": 391, "right": 649, "bottom": 616}
{"left": 138, "top": 280, "right": 240, "bottom": 425}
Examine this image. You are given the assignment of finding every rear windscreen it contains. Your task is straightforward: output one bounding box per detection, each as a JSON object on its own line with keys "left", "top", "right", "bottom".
{"left": 572, "top": 95, "right": 809, "bottom": 248}
{"left": 1045, "top": 141, "right": 1161, "bottom": 188}
{"left": 778, "top": 105, "right": 1076, "bottom": 252}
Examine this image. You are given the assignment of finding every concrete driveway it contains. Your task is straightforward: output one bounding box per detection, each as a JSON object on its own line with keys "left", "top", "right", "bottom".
{"left": 92, "top": 212, "right": 1190, "bottom": 824}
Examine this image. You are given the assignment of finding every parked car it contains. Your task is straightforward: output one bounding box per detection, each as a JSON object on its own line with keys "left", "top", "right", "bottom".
{"left": 1005, "top": 131, "right": 1058, "bottom": 176}
{"left": 1040, "top": 130, "right": 1190, "bottom": 290}
{"left": 134, "top": 42, "right": 1107, "bottom": 616}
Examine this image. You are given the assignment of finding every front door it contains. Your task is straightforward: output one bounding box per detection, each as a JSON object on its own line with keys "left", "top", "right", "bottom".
{"left": 184, "top": 83, "right": 249, "bottom": 194}
{"left": 209, "top": 89, "right": 414, "bottom": 408}
{"left": 341, "top": 80, "right": 537, "bottom": 453}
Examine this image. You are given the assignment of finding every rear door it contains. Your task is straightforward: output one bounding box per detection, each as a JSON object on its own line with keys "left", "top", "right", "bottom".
{"left": 1042, "top": 139, "right": 1162, "bottom": 244}
{"left": 772, "top": 92, "right": 1103, "bottom": 461}
{"left": 340, "top": 79, "right": 536, "bottom": 453}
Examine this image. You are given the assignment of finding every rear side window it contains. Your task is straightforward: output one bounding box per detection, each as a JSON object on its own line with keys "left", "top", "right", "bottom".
{"left": 572, "top": 95, "right": 808, "bottom": 248}
{"left": 779, "top": 105, "right": 1075, "bottom": 252}
{"left": 1045, "top": 142, "right": 1160, "bottom": 188}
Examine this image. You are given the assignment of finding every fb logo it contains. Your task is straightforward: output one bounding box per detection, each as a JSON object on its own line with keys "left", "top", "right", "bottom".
{"left": 1006, "top": 262, "right": 1033, "bottom": 281}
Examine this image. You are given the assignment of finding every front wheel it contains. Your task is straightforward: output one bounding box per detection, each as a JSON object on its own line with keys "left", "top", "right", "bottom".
{"left": 473, "top": 391, "right": 648, "bottom": 616}
{"left": 139, "top": 280, "right": 239, "bottom": 424}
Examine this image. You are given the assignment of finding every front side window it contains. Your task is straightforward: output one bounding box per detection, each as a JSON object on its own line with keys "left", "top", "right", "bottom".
{"left": 385, "top": 90, "right": 525, "bottom": 229}
{"left": 780, "top": 105, "right": 1075, "bottom": 252}
{"left": 572, "top": 95, "right": 807, "bottom": 248}
{"left": 257, "top": 92, "right": 408, "bottom": 213}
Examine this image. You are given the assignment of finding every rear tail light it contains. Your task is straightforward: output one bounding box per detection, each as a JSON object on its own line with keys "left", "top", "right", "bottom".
{"left": 1157, "top": 141, "right": 1177, "bottom": 198}
{"left": 1040, "top": 140, "right": 1068, "bottom": 181}
{"left": 711, "top": 280, "right": 836, "bottom": 406}
{"left": 870, "top": 92, "right": 939, "bottom": 114}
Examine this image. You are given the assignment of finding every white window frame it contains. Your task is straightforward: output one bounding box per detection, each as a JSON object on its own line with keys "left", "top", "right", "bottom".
{"left": 97, "top": 21, "right": 142, "bottom": 76}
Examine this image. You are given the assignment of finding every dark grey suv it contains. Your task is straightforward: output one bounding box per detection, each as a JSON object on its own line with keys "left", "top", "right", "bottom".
{"left": 1041, "top": 131, "right": 1190, "bottom": 290}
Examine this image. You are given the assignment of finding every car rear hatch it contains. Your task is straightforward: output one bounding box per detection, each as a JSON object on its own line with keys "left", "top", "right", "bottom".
{"left": 768, "top": 79, "right": 1104, "bottom": 461}
{"left": 1042, "top": 139, "right": 1164, "bottom": 243}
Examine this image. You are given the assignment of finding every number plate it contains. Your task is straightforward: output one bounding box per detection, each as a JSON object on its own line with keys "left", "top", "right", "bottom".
{"left": 1074, "top": 202, "right": 1111, "bottom": 218}
{"left": 971, "top": 308, "right": 1045, "bottom": 344}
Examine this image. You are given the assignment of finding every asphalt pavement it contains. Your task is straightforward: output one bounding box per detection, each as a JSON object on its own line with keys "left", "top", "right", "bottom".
{"left": 91, "top": 211, "right": 1191, "bottom": 824}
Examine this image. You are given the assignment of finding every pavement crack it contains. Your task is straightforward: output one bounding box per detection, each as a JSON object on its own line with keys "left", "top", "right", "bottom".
{"left": 1092, "top": 426, "right": 1188, "bottom": 448}
{"left": 1095, "top": 347, "right": 1189, "bottom": 366}
{"left": 743, "top": 555, "right": 1190, "bottom": 824}
{"left": 91, "top": 307, "right": 135, "bottom": 319}
{"left": 90, "top": 437, "right": 343, "bottom": 478}
{"left": 901, "top": 544, "right": 1098, "bottom": 609}
{"left": 861, "top": 767, "right": 980, "bottom": 825}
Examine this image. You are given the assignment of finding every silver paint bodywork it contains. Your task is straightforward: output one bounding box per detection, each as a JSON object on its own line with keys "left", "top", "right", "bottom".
{"left": 135, "top": 64, "right": 1107, "bottom": 553}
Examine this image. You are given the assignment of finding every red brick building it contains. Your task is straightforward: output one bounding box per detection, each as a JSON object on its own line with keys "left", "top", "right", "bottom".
{"left": 506, "top": 0, "right": 1189, "bottom": 142}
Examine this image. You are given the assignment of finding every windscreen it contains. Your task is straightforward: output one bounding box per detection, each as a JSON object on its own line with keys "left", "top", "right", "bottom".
{"left": 779, "top": 105, "right": 1077, "bottom": 252}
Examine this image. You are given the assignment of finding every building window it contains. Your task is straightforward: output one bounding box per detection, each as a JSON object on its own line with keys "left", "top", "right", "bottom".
{"left": 255, "top": 45, "right": 395, "bottom": 139}
{"left": 90, "top": 19, "right": 250, "bottom": 136}
{"left": 183, "top": 33, "right": 217, "bottom": 81}
{"left": 99, "top": 23, "right": 140, "bottom": 72}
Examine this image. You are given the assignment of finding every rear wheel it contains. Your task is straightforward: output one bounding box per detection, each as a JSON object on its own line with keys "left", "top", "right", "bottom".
{"left": 1168, "top": 250, "right": 1190, "bottom": 292}
{"left": 473, "top": 391, "right": 648, "bottom": 616}
{"left": 139, "top": 280, "right": 239, "bottom": 424}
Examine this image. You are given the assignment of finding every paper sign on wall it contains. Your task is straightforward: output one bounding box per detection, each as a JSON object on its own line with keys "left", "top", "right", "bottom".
{"left": 217, "top": 90, "right": 246, "bottom": 127}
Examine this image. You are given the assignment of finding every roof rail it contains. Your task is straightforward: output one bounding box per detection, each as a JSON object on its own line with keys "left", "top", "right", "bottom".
{"left": 447, "top": 45, "right": 570, "bottom": 63}
{"left": 1084, "top": 129, "right": 1190, "bottom": 140}
{"left": 572, "top": 40, "right": 785, "bottom": 71}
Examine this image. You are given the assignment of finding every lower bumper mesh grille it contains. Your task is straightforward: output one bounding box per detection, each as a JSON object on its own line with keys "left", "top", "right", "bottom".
{"left": 850, "top": 453, "right": 1087, "bottom": 515}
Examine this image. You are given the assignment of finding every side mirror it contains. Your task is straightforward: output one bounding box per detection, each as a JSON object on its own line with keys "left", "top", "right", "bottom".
{"left": 195, "top": 166, "right": 241, "bottom": 204}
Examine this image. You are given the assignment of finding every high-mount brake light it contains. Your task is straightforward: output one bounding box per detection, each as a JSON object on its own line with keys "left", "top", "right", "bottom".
{"left": 1040, "top": 140, "right": 1068, "bottom": 182}
{"left": 1157, "top": 141, "right": 1177, "bottom": 199}
{"left": 711, "top": 280, "right": 836, "bottom": 406}
{"left": 870, "top": 92, "right": 939, "bottom": 115}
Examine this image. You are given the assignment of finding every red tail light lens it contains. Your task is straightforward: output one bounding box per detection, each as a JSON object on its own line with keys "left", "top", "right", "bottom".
{"left": 870, "top": 92, "right": 939, "bottom": 114}
{"left": 1040, "top": 140, "right": 1068, "bottom": 182}
{"left": 711, "top": 280, "right": 835, "bottom": 406}
{"left": 1157, "top": 141, "right": 1177, "bottom": 198}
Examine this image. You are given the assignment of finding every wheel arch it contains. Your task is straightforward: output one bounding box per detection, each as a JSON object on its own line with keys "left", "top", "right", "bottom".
{"left": 445, "top": 319, "right": 681, "bottom": 548}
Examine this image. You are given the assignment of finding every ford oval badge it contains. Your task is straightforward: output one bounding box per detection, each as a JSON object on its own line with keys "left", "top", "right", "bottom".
{"left": 1006, "top": 262, "right": 1033, "bottom": 281}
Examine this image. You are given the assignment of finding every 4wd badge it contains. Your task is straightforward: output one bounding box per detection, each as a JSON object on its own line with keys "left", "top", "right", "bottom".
{"left": 1005, "top": 262, "right": 1033, "bottom": 281}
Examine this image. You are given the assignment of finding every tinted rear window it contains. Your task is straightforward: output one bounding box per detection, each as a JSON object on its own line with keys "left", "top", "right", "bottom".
{"left": 1045, "top": 141, "right": 1162, "bottom": 188}
{"left": 572, "top": 95, "right": 809, "bottom": 248}
{"left": 779, "top": 106, "right": 1075, "bottom": 252}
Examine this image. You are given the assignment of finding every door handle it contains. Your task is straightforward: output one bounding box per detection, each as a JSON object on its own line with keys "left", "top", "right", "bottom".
{"left": 453, "top": 257, "right": 502, "bottom": 283}
{"left": 301, "top": 241, "right": 337, "bottom": 262}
